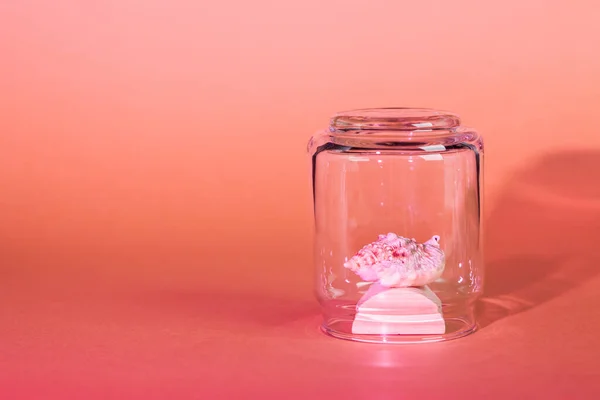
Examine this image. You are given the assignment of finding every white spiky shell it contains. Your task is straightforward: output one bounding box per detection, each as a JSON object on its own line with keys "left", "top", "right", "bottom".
{"left": 343, "top": 233, "right": 445, "bottom": 287}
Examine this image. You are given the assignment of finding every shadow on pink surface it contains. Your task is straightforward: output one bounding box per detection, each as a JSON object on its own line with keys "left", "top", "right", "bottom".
{"left": 477, "top": 149, "right": 600, "bottom": 328}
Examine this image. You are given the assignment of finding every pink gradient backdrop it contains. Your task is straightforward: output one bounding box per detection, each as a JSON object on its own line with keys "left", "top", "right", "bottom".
{"left": 1, "top": 0, "right": 600, "bottom": 398}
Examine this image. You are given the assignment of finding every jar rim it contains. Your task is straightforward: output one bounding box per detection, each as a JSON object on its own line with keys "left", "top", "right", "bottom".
{"left": 330, "top": 107, "right": 461, "bottom": 132}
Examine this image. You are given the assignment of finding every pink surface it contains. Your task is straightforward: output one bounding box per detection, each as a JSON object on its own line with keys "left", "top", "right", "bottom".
{"left": 2, "top": 257, "right": 600, "bottom": 399}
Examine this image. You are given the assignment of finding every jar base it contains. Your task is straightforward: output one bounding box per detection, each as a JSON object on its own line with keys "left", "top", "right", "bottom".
{"left": 320, "top": 318, "right": 477, "bottom": 344}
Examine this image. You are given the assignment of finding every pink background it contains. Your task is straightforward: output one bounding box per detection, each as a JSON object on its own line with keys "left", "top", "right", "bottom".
{"left": 1, "top": 0, "right": 600, "bottom": 398}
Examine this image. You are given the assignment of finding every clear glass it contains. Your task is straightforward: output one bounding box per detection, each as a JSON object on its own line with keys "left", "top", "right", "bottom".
{"left": 308, "top": 108, "right": 484, "bottom": 343}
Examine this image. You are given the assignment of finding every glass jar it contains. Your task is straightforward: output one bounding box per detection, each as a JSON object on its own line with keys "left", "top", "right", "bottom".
{"left": 308, "top": 108, "right": 484, "bottom": 343}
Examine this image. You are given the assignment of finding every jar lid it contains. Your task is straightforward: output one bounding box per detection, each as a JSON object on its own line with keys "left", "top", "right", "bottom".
{"left": 325, "top": 107, "right": 480, "bottom": 148}
{"left": 330, "top": 108, "right": 461, "bottom": 131}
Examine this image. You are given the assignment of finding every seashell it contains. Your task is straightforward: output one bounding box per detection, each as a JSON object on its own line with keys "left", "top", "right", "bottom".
{"left": 343, "top": 233, "right": 445, "bottom": 288}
